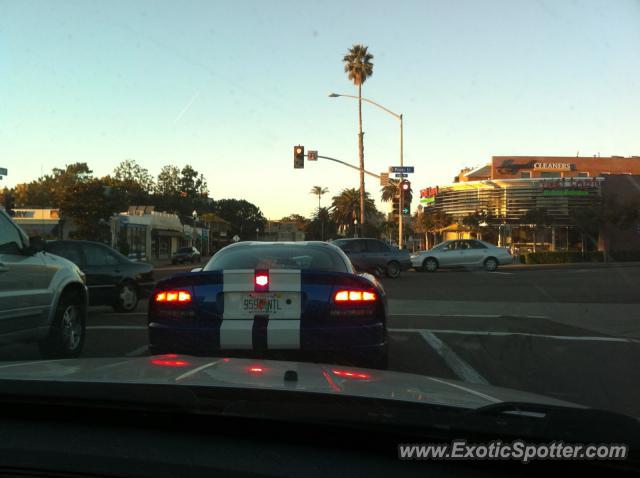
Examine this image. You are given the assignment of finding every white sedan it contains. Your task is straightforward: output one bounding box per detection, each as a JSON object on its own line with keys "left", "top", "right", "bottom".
{"left": 410, "top": 239, "right": 512, "bottom": 272}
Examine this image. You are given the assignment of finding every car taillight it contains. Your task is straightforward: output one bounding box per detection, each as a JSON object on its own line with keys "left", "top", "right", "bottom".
{"left": 155, "top": 290, "right": 192, "bottom": 303}
{"left": 334, "top": 290, "right": 377, "bottom": 303}
{"left": 255, "top": 270, "right": 269, "bottom": 291}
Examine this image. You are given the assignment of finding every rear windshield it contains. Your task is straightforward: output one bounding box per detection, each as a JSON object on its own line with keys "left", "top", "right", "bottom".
{"left": 204, "top": 244, "right": 348, "bottom": 272}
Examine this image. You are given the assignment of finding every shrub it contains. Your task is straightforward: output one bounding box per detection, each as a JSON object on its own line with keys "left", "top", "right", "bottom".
{"left": 520, "top": 250, "right": 640, "bottom": 264}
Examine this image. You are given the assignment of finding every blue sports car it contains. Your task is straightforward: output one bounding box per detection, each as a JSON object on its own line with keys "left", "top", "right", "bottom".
{"left": 148, "top": 241, "right": 388, "bottom": 368}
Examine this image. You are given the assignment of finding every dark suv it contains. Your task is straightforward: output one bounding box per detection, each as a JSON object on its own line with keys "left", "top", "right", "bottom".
{"left": 332, "top": 238, "right": 411, "bottom": 278}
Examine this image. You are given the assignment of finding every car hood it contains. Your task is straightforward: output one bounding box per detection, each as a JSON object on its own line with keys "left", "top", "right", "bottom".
{"left": 0, "top": 356, "right": 583, "bottom": 411}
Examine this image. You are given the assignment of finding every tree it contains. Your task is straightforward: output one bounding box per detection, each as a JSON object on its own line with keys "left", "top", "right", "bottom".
{"left": 420, "top": 209, "right": 452, "bottom": 248}
{"left": 569, "top": 196, "right": 640, "bottom": 256}
{"left": 461, "top": 209, "right": 495, "bottom": 239}
{"left": 330, "top": 188, "right": 377, "bottom": 236}
{"left": 214, "top": 199, "right": 266, "bottom": 239}
{"left": 519, "top": 208, "right": 552, "bottom": 252}
{"left": 156, "top": 165, "right": 181, "bottom": 197}
{"left": 280, "top": 214, "right": 308, "bottom": 231}
{"left": 380, "top": 179, "right": 413, "bottom": 204}
{"left": 59, "top": 178, "right": 127, "bottom": 241}
{"left": 310, "top": 186, "right": 329, "bottom": 210}
{"left": 305, "top": 207, "right": 337, "bottom": 241}
{"left": 113, "top": 159, "right": 155, "bottom": 193}
{"left": 343, "top": 44, "right": 374, "bottom": 225}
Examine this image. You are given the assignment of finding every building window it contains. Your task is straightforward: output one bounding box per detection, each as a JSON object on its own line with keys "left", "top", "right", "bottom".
{"left": 577, "top": 172, "right": 589, "bottom": 177}
{"left": 520, "top": 172, "right": 531, "bottom": 178}
{"left": 540, "top": 172, "right": 562, "bottom": 178}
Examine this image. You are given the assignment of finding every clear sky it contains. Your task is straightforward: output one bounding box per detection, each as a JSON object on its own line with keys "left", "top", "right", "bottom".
{"left": 1, "top": 0, "right": 639, "bottom": 219}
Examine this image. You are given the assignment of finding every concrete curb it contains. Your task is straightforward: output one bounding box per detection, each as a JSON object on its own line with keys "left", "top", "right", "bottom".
{"left": 501, "top": 261, "right": 640, "bottom": 271}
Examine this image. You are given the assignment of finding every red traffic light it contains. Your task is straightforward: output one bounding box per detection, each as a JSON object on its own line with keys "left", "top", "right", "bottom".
{"left": 293, "top": 145, "right": 305, "bottom": 169}
{"left": 401, "top": 180, "right": 410, "bottom": 191}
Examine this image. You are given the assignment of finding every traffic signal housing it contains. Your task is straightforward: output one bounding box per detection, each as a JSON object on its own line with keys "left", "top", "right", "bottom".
{"left": 293, "top": 145, "right": 305, "bottom": 169}
{"left": 392, "top": 195, "right": 400, "bottom": 217}
{"left": 401, "top": 180, "right": 411, "bottom": 216}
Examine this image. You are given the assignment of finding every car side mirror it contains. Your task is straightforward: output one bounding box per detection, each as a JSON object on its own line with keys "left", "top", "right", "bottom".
{"left": 190, "top": 267, "right": 203, "bottom": 273}
{"left": 28, "top": 236, "right": 46, "bottom": 254}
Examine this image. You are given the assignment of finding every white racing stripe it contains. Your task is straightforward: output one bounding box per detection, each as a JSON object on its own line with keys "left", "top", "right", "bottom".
{"left": 268, "top": 319, "right": 301, "bottom": 349}
{"left": 220, "top": 320, "right": 254, "bottom": 349}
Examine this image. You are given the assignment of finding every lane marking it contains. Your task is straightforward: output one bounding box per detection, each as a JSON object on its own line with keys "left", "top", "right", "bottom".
{"left": 419, "top": 330, "right": 489, "bottom": 385}
{"left": 389, "top": 328, "right": 640, "bottom": 344}
{"left": 125, "top": 345, "right": 150, "bottom": 357}
{"left": 389, "top": 313, "right": 554, "bottom": 319}
{"left": 0, "top": 360, "right": 57, "bottom": 369}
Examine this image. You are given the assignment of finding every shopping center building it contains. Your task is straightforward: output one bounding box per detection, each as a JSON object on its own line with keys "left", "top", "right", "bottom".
{"left": 419, "top": 156, "right": 640, "bottom": 252}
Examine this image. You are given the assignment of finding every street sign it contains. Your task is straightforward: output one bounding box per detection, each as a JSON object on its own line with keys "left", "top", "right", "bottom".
{"left": 394, "top": 173, "right": 408, "bottom": 178}
{"left": 380, "top": 172, "right": 389, "bottom": 186}
{"left": 0, "top": 168, "right": 7, "bottom": 176}
{"left": 389, "top": 166, "right": 414, "bottom": 174}
{"left": 307, "top": 150, "right": 318, "bottom": 161}
{"left": 232, "top": 235, "right": 240, "bottom": 242}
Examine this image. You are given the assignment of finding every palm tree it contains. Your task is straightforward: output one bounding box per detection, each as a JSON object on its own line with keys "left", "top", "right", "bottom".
{"left": 330, "top": 187, "right": 377, "bottom": 236}
{"left": 342, "top": 44, "right": 374, "bottom": 226}
{"left": 310, "top": 186, "right": 329, "bottom": 210}
{"left": 380, "top": 179, "right": 413, "bottom": 204}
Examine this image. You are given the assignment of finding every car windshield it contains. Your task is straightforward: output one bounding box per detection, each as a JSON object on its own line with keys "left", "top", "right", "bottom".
{"left": 205, "top": 244, "right": 348, "bottom": 272}
{"left": 0, "top": 0, "right": 639, "bottom": 457}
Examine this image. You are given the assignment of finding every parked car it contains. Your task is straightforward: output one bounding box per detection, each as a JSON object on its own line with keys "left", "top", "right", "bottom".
{"left": 0, "top": 209, "right": 88, "bottom": 357}
{"left": 46, "top": 240, "right": 154, "bottom": 312}
{"left": 172, "top": 246, "right": 201, "bottom": 264}
{"left": 411, "top": 239, "right": 512, "bottom": 272}
{"left": 332, "top": 238, "right": 411, "bottom": 278}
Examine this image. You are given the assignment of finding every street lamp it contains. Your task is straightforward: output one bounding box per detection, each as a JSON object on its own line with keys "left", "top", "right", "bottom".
{"left": 353, "top": 219, "right": 358, "bottom": 238}
{"left": 256, "top": 228, "right": 259, "bottom": 241}
{"left": 192, "top": 210, "right": 198, "bottom": 248}
{"left": 329, "top": 92, "right": 405, "bottom": 247}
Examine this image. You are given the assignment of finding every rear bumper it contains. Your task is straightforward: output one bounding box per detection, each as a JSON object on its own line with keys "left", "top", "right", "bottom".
{"left": 148, "top": 322, "right": 386, "bottom": 356}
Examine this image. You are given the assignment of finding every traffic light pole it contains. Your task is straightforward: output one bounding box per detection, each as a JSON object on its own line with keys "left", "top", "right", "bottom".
{"left": 313, "top": 154, "right": 381, "bottom": 180}
{"left": 398, "top": 114, "right": 404, "bottom": 249}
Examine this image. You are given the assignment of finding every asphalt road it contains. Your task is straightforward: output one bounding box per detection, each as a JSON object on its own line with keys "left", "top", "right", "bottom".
{"left": 1, "top": 263, "right": 639, "bottom": 418}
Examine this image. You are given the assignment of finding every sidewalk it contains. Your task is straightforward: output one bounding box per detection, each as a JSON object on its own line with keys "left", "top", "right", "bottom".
{"left": 502, "top": 261, "right": 640, "bottom": 271}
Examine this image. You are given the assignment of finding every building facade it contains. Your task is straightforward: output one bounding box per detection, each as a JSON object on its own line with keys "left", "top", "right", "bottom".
{"left": 420, "top": 156, "right": 640, "bottom": 252}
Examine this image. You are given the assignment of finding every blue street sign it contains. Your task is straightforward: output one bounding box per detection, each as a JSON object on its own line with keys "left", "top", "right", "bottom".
{"left": 0, "top": 168, "right": 7, "bottom": 176}
{"left": 394, "top": 173, "right": 408, "bottom": 178}
{"left": 389, "top": 166, "right": 414, "bottom": 174}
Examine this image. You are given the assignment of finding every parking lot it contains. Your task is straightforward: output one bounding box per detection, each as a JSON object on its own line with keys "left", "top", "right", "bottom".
{"left": 1, "top": 263, "right": 639, "bottom": 418}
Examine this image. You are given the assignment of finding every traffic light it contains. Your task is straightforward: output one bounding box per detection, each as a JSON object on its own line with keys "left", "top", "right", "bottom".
{"left": 293, "top": 145, "right": 304, "bottom": 169}
{"left": 392, "top": 195, "right": 400, "bottom": 217}
{"left": 401, "top": 180, "right": 411, "bottom": 216}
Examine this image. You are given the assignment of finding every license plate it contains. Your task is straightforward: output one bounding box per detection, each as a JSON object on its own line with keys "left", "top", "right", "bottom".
{"left": 224, "top": 292, "right": 301, "bottom": 318}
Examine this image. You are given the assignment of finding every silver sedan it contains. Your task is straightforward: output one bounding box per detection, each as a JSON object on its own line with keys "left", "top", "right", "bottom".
{"left": 410, "top": 239, "right": 512, "bottom": 272}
